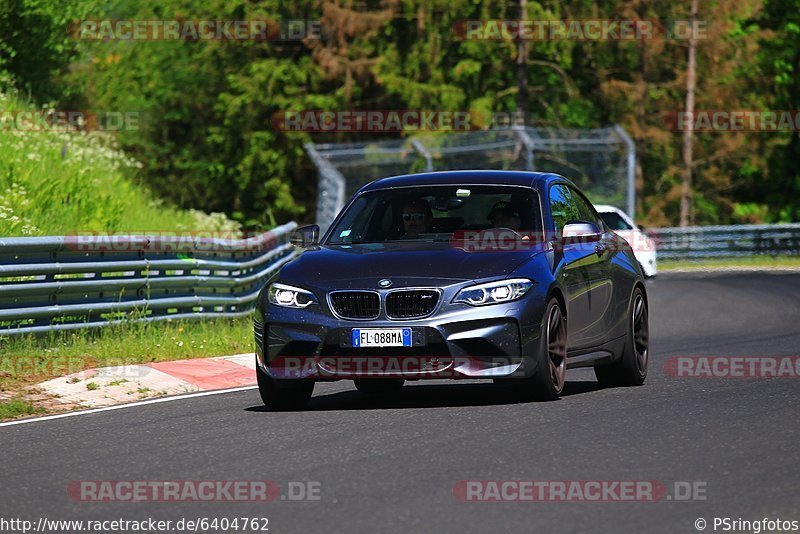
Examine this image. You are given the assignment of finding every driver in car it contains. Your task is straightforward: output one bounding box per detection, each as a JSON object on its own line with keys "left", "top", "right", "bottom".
{"left": 488, "top": 201, "right": 522, "bottom": 231}
{"left": 488, "top": 201, "right": 531, "bottom": 243}
{"left": 401, "top": 198, "right": 433, "bottom": 238}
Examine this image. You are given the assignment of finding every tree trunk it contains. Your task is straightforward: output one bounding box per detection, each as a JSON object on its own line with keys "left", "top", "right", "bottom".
{"left": 636, "top": 36, "right": 646, "bottom": 219}
{"left": 680, "top": 0, "right": 698, "bottom": 227}
{"left": 516, "top": 0, "right": 528, "bottom": 123}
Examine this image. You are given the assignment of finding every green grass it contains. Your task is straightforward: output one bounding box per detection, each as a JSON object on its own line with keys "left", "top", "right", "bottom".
{"left": 660, "top": 256, "right": 800, "bottom": 270}
{"left": 0, "top": 316, "right": 255, "bottom": 394}
{"left": 0, "top": 398, "right": 44, "bottom": 420}
{"left": 0, "top": 90, "right": 240, "bottom": 236}
{"left": 0, "top": 92, "right": 262, "bottom": 420}
{"left": 0, "top": 91, "right": 256, "bottom": 418}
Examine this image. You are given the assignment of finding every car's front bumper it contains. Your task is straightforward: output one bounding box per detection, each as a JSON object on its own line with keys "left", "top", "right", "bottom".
{"left": 255, "top": 289, "right": 547, "bottom": 380}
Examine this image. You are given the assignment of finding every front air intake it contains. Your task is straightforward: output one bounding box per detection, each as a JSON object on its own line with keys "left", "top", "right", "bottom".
{"left": 329, "top": 291, "right": 381, "bottom": 320}
{"left": 385, "top": 290, "right": 439, "bottom": 319}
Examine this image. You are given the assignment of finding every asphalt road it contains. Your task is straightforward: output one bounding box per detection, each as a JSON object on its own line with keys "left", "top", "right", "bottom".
{"left": 1, "top": 272, "right": 799, "bottom": 533}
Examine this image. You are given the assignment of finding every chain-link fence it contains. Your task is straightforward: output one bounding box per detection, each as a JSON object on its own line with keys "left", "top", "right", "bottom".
{"left": 307, "top": 125, "right": 635, "bottom": 233}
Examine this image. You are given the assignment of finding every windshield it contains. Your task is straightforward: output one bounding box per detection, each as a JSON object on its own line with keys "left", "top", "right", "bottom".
{"left": 327, "top": 185, "right": 543, "bottom": 244}
{"left": 599, "top": 211, "right": 632, "bottom": 231}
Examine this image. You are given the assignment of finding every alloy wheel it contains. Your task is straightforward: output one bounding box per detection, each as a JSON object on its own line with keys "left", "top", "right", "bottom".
{"left": 547, "top": 303, "right": 567, "bottom": 393}
{"left": 632, "top": 293, "right": 649, "bottom": 373}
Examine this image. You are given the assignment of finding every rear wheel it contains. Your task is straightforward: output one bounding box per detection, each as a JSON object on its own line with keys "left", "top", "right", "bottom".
{"left": 354, "top": 379, "right": 405, "bottom": 396}
{"left": 595, "top": 287, "right": 649, "bottom": 387}
{"left": 256, "top": 359, "right": 314, "bottom": 410}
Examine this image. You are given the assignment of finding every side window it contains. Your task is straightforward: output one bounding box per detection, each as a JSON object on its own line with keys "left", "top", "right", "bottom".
{"left": 569, "top": 187, "right": 603, "bottom": 229}
{"left": 549, "top": 184, "right": 581, "bottom": 235}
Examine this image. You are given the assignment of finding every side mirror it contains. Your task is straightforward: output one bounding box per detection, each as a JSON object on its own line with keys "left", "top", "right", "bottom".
{"left": 290, "top": 224, "right": 319, "bottom": 248}
{"left": 562, "top": 222, "right": 602, "bottom": 245}
{"left": 637, "top": 224, "right": 647, "bottom": 232}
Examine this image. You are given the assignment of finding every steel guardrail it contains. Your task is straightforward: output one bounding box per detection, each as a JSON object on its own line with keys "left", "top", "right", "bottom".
{"left": 0, "top": 222, "right": 298, "bottom": 335}
{"left": 4, "top": 220, "right": 797, "bottom": 336}
{"left": 649, "top": 223, "right": 800, "bottom": 260}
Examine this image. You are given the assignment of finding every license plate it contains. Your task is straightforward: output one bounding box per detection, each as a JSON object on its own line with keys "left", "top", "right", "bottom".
{"left": 352, "top": 328, "right": 412, "bottom": 348}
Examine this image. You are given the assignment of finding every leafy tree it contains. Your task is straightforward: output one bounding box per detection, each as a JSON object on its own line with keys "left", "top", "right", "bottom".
{"left": 0, "top": 0, "right": 95, "bottom": 103}
{"left": 757, "top": 0, "right": 800, "bottom": 221}
{"left": 5, "top": 0, "right": 794, "bottom": 228}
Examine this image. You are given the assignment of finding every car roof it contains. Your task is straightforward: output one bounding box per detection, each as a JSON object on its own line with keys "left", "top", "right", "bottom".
{"left": 594, "top": 204, "right": 636, "bottom": 220}
{"left": 594, "top": 204, "right": 636, "bottom": 226}
{"left": 359, "top": 170, "right": 569, "bottom": 192}
{"left": 593, "top": 204, "right": 624, "bottom": 213}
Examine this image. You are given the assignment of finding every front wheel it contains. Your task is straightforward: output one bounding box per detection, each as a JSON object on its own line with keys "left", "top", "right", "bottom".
{"left": 502, "top": 297, "right": 566, "bottom": 401}
{"left": 595, "top": 286, "right": 649, "bottom": 387}
{"left": 256, "top": 360, "right": 314, "bottom": 410}
{"left": 530, "top": 297, "right": 567, "bottom": 400}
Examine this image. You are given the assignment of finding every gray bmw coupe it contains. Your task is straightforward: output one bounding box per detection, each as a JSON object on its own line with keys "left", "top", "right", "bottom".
{"left": 254, "top": 171, "right": 649, "bottom": 409}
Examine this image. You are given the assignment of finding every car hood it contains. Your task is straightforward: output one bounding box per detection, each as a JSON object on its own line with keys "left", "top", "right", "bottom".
{"left": 279, "top": 242, "right": 542, "bottom": 286}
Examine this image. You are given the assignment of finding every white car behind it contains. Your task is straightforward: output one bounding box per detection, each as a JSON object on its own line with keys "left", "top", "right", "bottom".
{"left": 594, "top": 204, "right": 657, "bottom": 277}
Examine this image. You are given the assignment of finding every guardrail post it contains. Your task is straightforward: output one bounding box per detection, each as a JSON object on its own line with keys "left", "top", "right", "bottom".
{"left": 613, "top": 125, "right": 636, "bottom": 221}
{"left": 411, "top": 139, "right": 434, "bottom": 172}
{"left": 305, "top": 142, "right": 347, "bottom": 235}
{"left": 513, "top": 125, "right": 535, "bottom": 171}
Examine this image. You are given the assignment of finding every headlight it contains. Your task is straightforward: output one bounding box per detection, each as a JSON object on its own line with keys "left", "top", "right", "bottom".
{"left": 452, "top": 278, "right": 533, "bottom": 306}
{"left": 267, "top": 282, "right": 317, "bottom": 308}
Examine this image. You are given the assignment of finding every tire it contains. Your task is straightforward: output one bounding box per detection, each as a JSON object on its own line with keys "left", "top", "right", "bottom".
{"left": 530, "top": 297, "right": 568, "bottom": 400}
{"left": 501, "top": 297, "right": 566, "bottom": 401}
{"left": 353, "top": 379, "right": 405, "bottom": 396}
{"left": 595, "top": 286, "right": 649, "bottom": 387}
{"left": 256, "top": 359, "right": 314, "bottom": 410}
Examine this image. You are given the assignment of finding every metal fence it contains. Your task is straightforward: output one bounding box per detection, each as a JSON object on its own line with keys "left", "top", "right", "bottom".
{"left": 2, "top": 218, "right": 796, "bottom": 337}
{"left": 0, "top": 223, "right": 297, "bottom": 336}
{"left": 650, "top": 223, "right": 800, "bottom": 260}
{"left": 307, "top": 125, "right": 636, "bottom": 233}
